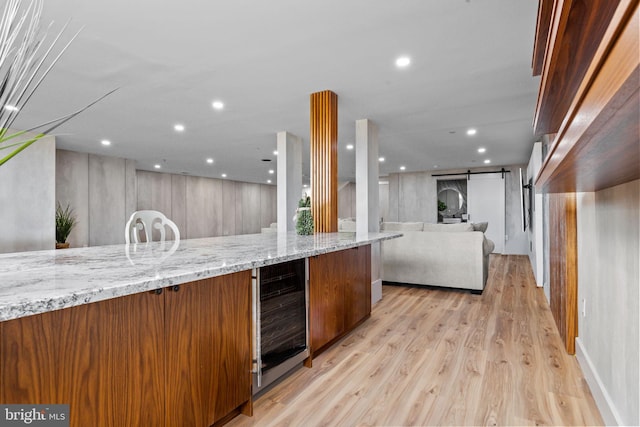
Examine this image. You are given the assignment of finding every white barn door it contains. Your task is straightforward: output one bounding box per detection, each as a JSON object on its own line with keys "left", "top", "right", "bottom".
{"left": 467, "top": 173, "right": 505, "bottom": 253}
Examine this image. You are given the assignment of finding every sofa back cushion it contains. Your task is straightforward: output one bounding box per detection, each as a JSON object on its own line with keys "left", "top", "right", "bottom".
{"left": 423, "top": 223, "right": 474, "bottom": 233}
{"left": 472, "top": 222, "right": 488, "bottom": 233}
{"left": 381, "top": 221, "right": 424, "bottom": 231}
{"left": 338, "top": 219, "right": 357, "bottom": 232}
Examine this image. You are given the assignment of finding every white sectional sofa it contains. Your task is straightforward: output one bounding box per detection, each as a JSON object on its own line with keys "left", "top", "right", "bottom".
{"left": 261, "top": 223, "right": 278, "bottom": 233}
{"left": 379, "top": 221, "right": 495, "bottom": 293}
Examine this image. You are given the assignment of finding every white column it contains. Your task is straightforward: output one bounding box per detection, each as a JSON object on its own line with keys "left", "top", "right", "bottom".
{"left": 355, "top": 119, "right": 382, "bottom": 304}
{"left": 276, "top": 132, "right": 302, "bottom": 233}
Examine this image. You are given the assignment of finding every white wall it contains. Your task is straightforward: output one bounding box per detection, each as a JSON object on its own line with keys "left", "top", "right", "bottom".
{"left": 527, "top": 143, "right": 543, "bottom": 286}
{"left": 0, "top": 133, "right": 55, "bottom": 253}
{"left": 387, "top": 165, "right": 528, "bottom": 254}
{"left": 576, "top": 180, "right": 639, "bottom": 426}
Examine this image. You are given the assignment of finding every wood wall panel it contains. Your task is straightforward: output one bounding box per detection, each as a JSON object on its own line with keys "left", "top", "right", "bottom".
{"left": 171, "top": 174, "right": 187, "bottom": 236}
{"left": 137, "top": 170, "right": 173, "bottom": 240}
{"left": 222, "top": 180, "right": 237, "bottom": 236}
{"left": 124, "top": 159, "right": 138, "bottom": 222}
{"left": 234, "top": 181, "right": 245, "bottom": 235}
{"left": 310, "top": 90, "right": 338, "bottom": 233}
{"left": 89, "top": 154, "right": 127, "bottom": 246}
{"left": 260, "top": 185, "right": 276, "bottom": 228}
{"left": 137, "top": 170, "right": 172, "bottom": 214}
{"left": 532, "top": 0, "right": 554, "bottom": 76}
{"left": 55, "top": 150, "right": 89, "bottom": 248}
{"left": 549, "top": 193, "right": 578, "bottom": 354}
{"left": 241, "top": 183, "right": 261, "bottom": 234}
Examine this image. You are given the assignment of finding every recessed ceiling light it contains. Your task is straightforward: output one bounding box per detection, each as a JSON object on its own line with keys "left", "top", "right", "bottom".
{"left": 433, "top": 165, "right": 439, "bottom": 168}
{"left": 221, "top": 173, "right": 227, "bottom": 178}
{"left": 273, "top": 150, "right": 278, "bottom": 155}
{"left": 267, "top": 179, "right": 272, "bottom": 184}
{"left": 101, "top": 139, "right": 111, "bottom": 146}
{"left": 400, "top": 166, "right": 406, "bottom": 171}
{"left": 4, "top": 105, "right": 19, "bottom": 112}
{"left": 478, "top": 147, "right": 486, "bottom": 153}
{"left": 303, "top": 184, "right": 308, "bottom": 188}
{"left": 346, "top": 144, "right": 354, "bottom": 150}
{"left": 466, "top": 128, "right": 477, "bottom": 136}
{"left": 206, "top": 158, "right": 214, "bottom": 164}
{"left": 154, "top": 164, "right": 161, "bottom": 169}
{"left": 395, "top": 56, "right": 411, "bottom": 68}
{"left": 268, "top": 169, "right": 274, "bottom": 174}
{"left": 174, "top": 124, "right": 185, "bottom": 132}
{"left": 379, "top": 157, "right": 385, "bottom": 162}
{"left": 484, "top": 159, "right": 491, "bottom": 164}
{"left": 212, "top": 100, "right": 224, "bottom": 110}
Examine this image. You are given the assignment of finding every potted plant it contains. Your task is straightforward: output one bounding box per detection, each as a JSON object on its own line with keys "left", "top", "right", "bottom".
{"left": 296, "top": 196, "right": 314, "bottom": 235}
{"left": 438, "top": 200, "right": 447, "bottom": 223}
{"left": 55, "top": 202, "right": 77, "bottom": 249}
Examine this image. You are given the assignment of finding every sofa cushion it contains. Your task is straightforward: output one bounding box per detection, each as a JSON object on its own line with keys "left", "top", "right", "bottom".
{"left": 338, "top": 219, "right": 357, "bottom": 232}
{"left": 483, "top": 238, "right": 495, "bottom": 255}
{"left": 423, "top": 223, "right": 474, "bottom": 233}
{"left": 472, "top": 222, "right": 488, "bottom": 233}
{"left": 381, "top": 221, "right": 424, "bottom": 231}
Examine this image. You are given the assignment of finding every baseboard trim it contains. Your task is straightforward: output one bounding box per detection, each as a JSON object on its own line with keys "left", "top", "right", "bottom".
{"left": 371, "top": 279, "right": 382, "bottom": 305}
{"left": 575, "top": 337, "right": 623, "bottom": 426}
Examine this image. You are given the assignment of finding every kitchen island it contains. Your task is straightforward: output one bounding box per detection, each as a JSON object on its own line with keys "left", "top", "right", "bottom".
{"left": 0, "top": 231, "right": 399, "bottom": 427}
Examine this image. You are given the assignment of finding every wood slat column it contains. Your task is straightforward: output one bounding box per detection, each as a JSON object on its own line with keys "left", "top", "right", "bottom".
{"left": 310, "top": 90, "right": 338, "bottom": 233}
{"left": 549, "top": 192, "right": 578, "bottom": 354}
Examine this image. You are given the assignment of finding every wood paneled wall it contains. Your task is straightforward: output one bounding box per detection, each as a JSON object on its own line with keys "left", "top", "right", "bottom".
{"left": 56, "top": 149, "right": 276, "bottom": 247}
{"left": 549, "top": 192, "right": 578, "bottom": 354}
{"left": 137, "top": 171, "right": 276, "bottom": 239}
{"left": 56, "top": 150, "right": 137, "bottom": 248}
{"left": 310, "top": 90, "right": 338, "bottom": 232}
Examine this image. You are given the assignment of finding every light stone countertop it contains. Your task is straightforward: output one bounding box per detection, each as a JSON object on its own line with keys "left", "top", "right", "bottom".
{"left": 0, "top": 231, "right": 400, "bottom": 322}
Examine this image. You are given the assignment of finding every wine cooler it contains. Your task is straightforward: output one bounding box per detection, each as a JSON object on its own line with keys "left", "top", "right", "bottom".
{"left": 252, "top": 258, "right": 309, "bottom": 394}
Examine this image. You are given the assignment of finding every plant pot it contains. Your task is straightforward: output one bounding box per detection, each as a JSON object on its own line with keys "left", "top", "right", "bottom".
{"left": 56, "top": 242, "right": 70, "bottom": 249}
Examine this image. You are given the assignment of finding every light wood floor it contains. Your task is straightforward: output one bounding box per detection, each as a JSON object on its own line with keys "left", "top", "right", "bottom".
{"left": 229, "top": 255, "right": 603, "bottom": 427}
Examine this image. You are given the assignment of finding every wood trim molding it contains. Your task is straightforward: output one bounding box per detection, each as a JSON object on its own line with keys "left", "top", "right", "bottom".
{"left": 310, "top": 90, "right": 338, "bottom": 233}
{"left": 532, "top": 0, "right": 554, "bottom": 76}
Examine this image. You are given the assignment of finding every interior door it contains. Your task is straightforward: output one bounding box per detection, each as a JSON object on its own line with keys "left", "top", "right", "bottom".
{"left": 467, "top": 173, "right": 505, "bottom": 253}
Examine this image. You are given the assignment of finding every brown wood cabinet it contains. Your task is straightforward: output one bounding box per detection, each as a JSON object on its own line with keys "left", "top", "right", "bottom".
{"left": 0, "top": 289, "right": 166, "bottom": 426}
{"left": 309, "top": 245, "right": 371, "bottom": 356}
{"left": 0, "top": 271, "right": 251, "bottom": 427}
{"left": 165, "top": 273, "right": 252, "bottom": 426}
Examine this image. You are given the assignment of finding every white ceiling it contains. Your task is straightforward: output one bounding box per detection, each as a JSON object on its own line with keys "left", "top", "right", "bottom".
{"left": 15, "top": 0, "right": 541, "bottom": 185}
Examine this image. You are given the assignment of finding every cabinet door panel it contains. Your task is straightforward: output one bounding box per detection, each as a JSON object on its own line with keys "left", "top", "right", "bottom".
{"left": 344, "top": 245, "right": 372, "bottom": 330}
{"left": 0, "top": 292, "right": 165, "bottom": 427}
{"left": 309, "top": 251, "right": 346, "bottom": 352}
{"left": 165, "top": 271, "right": 251, "bottom": 426}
